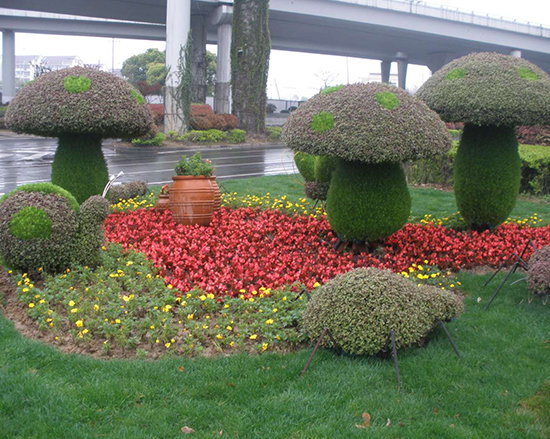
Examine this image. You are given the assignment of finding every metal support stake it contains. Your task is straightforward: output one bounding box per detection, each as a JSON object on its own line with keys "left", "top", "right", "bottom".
{"left": 484, "top": 261, "right": 519, "bottom": 310}
{"left": 438, "top": 321, "right": 461, "bottom": 358}
{"left": 390, "top": 330, "right": 401, "bottom": 389}
{"left": 484, "top": 240, "right": 533, "bottom": 287}
{"left": 301, "top": 328, "right": 327, "bottom": 376}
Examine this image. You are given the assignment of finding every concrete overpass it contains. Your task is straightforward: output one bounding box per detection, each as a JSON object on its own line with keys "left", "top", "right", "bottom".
{"left": 2, "top": 0, "right": 550, "bottom": 129}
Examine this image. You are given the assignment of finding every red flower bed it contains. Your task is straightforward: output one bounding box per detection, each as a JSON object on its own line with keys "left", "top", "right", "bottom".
{"left": 104, "top": 207, "right": 550, "bottom": 296}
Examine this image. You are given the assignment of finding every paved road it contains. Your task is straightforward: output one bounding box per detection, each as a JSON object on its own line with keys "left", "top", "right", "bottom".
{"left": 0, "top": 137, "right": 296, "bottom": 196}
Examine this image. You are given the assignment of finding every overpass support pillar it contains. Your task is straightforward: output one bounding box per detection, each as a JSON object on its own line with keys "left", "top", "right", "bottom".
{"left": 191, "top": 16, "right": 207, "bottom": 103}
{"left": 2, "top": 31, "right": 15, "bottom": 103}
{"left": 510, "top": 49, "right": 522, "bottom": 58}
{"left": 210, "top": 5, "right": 233, "bottom": 114}
{"left": 396, "top": 52, "right": 408, "bottom": 90}
{"left": 165, "top": 0, "right": 191, "bottom": 134}
{"left": 381, "top": 60, "right": 391, "bottom": 83}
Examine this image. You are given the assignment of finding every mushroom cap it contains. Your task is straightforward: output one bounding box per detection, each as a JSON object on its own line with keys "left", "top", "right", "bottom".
{"left": 416, "top": 52, "right": 550, "bottom": 127}
{"left": 282, "top": 83, "right": 451, "bottom": 163}
{"left": 6, "top": 67, "right": 154, "bottom": 138}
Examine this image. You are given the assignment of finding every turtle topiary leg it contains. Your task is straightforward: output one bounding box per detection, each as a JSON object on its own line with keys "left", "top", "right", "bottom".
{"left": 51, "top": 134, "right": 109, "bottom": 204}
{"left": 454, "top": 124, "right": 521, "bottom": 229}
{"left": 326, "top": 160, "right": 411, "bottom": 243}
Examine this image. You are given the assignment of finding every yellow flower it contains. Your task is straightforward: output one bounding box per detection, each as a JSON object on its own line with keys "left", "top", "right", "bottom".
{"left": 94, "top": 304, "right": 99, "bottom": 311}
{"left": 126, "top": 261, "right": 133, "bottom": 266}
{"left": 216, "top": 334, "right": 223, "bottom": 340}
{"left": 249, "top": 298, "right": 255, "bottom": 302}
{"left": 249, "top": 334, "right": 258, "bottom": 340}
{"left": 230, "top": 341, "right": 235, "bottom": 347}
{"left": 187, "top": 314, "right": 194, "bottom": 320}
{"left": 226, "top": 325, "right": 233, "bottom": 331}
{"left": 272, "top": 308, "right": 278, "bottom": 313}
{"left": 70, "top": 308, "right": 79, "bottom": 313}
{"left": 199, "top": 295, "right": 207, "bottom": 301}
{"left": 28, "top": 303, "right": 35, "bottom": 308}
{"left": 115, "top": 319, "right": 121, "bottom": 324}
{"left": 224, "top": 304, "right": 230, "bottom": 309}
{"left": 165, "top": 342, "right": 171, "bottom": 348}
{"left": 39, "top": 299, "right": 45, "bottom": 304}
{"left": 262, "top": 343, "right": 268, "bottom": 351}
{"left": 313, "top": 282, "right": 321, "bottom": 288}
{"left": 150, "top": 325, "right": 155, "bottom": 329}
{"left": 167, "top": 284, "right": 173, "bottom": 289}
{"left": 207, "top": 293, "right": 215, "bottom": 299}
{"left": 75, "top": 320, "right": 83, "bottom": 328}
{"left": 265, "top": 319, "right": 274, "bottom": 325}
{"left": 22, "top": 288, "right": 29, "bottom": 293}
{"left": 82, "top": 328, "right": 89, "bottom": 335}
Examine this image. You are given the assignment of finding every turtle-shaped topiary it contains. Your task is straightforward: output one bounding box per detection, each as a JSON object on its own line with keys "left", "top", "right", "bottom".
{"left": 0, "top": 183, "right": 110, "bottom": 272}
{"left": 5, "top": 67, "right": 154, "bottom": 204}
{"left": 283, "top": 83, "right": 451, "bottom": 242}
{"left": 303, "top": 268, "right": 463, "bottom": 356}
{"left": 417, "top": 52, "right": 550, "bottom": 229}
{"left": 527, "top": 246, "right": 550, "bottom": 298}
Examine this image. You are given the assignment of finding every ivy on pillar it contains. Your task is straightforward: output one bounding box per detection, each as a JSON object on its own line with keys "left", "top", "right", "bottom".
{"left": 210, "top": 5, "right": 233, "bottom": 114}
{"left": 165, "top": 0, "right": 191, "bottom": 134}
{"left": 191, "top": 16, "right": 208, "bottom": 103}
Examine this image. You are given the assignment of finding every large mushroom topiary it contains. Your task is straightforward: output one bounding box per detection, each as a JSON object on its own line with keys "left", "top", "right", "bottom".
{"left": 5, "top": 67, "right": 154, "bottom": 204}
{"left": 417, "top": 52, "right": 550, "bottom": 229}
{"left": 283, "top": 83, "right": 451, "bottom": 243}
{"left": 303, "top": 268, "right": 463, "bottom": 356}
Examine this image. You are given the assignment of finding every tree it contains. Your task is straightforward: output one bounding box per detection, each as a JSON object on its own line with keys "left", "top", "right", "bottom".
{"left": 121, "top": 48, "right": 165, "bottom": 86}
{"left": 231, "top": 0, "right": 271, "bottom": 134}
{"left": 314, "top": 70, "right": 339, "bottom": 90}
{"left": 206, "top": 51, "right": 217, "bottom": 97}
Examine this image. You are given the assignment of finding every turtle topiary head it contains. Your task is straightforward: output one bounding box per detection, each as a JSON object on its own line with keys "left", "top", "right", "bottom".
{"left": 417, "top": 52, "right": 550, "bottom": 127}
{"left": 5, "top": 66, "right": 154, "bottom": 138}
{"left": 0, "top": 183, "right": 79, "bottom": 272}
{"left": 283, "top": 83, "right": 451, "bottom": 164}
{"left": 303, "top": 268, "right": 463, "bottom": 356}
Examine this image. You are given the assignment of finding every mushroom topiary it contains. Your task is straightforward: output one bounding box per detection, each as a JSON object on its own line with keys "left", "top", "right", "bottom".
{"left": 417, "top": 52, "right": 550, "bottom": 228}
{"left": 0, "top": 183, "right": 110, "bottom": 272}
{"left": 283, "top": 83, "right": 451, "bottom": 242}
{"left": 5, "top": 67, "right": 154, "bottom": 204}
{"left": 293, "top": 151, "right": 316, "bottom": 182}
{"left": 303, "top": 268, "right": 463, "bottom": 356}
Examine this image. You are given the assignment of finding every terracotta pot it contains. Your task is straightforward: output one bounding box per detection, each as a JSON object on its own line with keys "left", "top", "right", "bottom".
{"left": 156, "top": 194, "right": 170, "bottom": 211}
{"left": 209, "top": 177, "right": 221, "bottom": 212}
{"left": 169, "top": 175, "right": 215, "bottom": 226}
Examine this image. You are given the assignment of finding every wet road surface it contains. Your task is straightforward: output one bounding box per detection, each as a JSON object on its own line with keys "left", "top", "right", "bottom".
{"left": 0, "top": 136, "right": 296, "bottom": 195}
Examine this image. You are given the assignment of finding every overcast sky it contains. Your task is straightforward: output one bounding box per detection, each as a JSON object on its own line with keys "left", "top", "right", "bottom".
{"left": 7, "top": 0, "right": 550, "bottom": 100}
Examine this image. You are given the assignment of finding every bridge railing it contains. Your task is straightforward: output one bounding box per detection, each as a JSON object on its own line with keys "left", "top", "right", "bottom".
{"left": 327, "top": 0, "right": 550, "bottom": 37}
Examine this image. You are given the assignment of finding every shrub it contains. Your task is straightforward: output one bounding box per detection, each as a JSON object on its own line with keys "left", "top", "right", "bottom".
{"left": 266, "top": 126, "right": 282, "bottom": 141}
{"left": 294, "top": 152, "right": 316, "bottom": 182}
{"left": 74, "top": 196, "right": 110, "bottom": 267}
{"left": 132, "top": 131, "right": 166, "bottom": 146}
{"left": 108, "top": 181, "right": 148, "bottom": 203}
{"left": 529, "top": 246, "right": 550, "bottom": 267}
{"left": 280, "top": 109, "right": 289, "bottom": 114}
{"left": 0, "top": 182, "right": 79, "bottom": 212}
{"left": 185, "top": 129, "right": 228, "bottom": 144}
{"left": 266, "top": 103, "right": 277, "bottom": 114}
{"left": 213, "top": 114, "right": 239, "bottom": 131}
{"left": 327, "top": 160, "right": 411, "bottom": 242}
{"left": 302, "top": 268, "right": 463, "bottom": 356}
{"left": 228, "top": 129, "right": 246, "bottom": 144}
{"left": 148, "top": 103, "right": 164, "bottom": 126}
{"left": 454, "top": 125, "right": 521, "bottom": 228}
{"left": 527, "top": 261, "right": 550, "bottom": 297}
{"left": 190, "top": 103, "right": 215, "bottom": 118}
{"left": 304, "top": 181, "right": 330, "bottom": 201}
{"left": 190, "top": 114, "right": 216, "bottom": 130}
{"left": 288, "top": 106, "right": 298, "bottom": 112}
{"left": 516, "top": 125, "right": 550, "bottom": 147}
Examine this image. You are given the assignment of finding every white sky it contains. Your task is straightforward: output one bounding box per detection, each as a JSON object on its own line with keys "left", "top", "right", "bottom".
{"left": 7, "top": 0, "right": 550, "bottom": 100}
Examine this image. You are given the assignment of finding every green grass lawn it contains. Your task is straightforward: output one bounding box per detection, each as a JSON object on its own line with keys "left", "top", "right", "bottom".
{"left": 1, "top": 175, "right": 550, "bottom": 438}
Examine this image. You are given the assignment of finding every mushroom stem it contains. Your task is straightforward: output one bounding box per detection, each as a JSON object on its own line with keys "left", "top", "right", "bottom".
{"left": 51, "top": 134, "right": 109, "bottom": 204}
{"left": 326, "top": 159, "right": 411, "bottom": 243}
{"left": 454, "top": 124, "right": 521, "bottom": 229}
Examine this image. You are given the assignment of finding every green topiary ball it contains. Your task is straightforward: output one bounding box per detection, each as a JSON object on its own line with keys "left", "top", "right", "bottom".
{"left": 314, "top": 156, "right": 338, "bottom": 183}
{"left": 454, "top": 124, "right": 521, "bottom": 228}
{"left": 294, "top": 151, "right": 316, "bottom": 182}
{"left": 326, "top": 160, "right": 411, "bottom": 242}
{"left": 304, "top": 181, "right": 331, "bottom": 201}
{"left": 303, "top": 268, "right": 463, "bottom": 356}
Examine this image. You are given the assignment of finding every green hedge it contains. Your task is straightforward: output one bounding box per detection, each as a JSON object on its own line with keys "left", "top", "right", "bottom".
{"left": 405, "top": 142, "right": 550, "bottom": 195}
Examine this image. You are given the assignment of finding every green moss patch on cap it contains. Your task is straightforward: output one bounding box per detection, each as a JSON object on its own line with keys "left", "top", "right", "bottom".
{"left": 130, "top": 89, "right": 145, "bottom": 105}
{"left": 283, "top": 82, "right": 451, "bottom": 163}
{"left": 375, "top": 91, "right": 399, "bottom": 110}
{"left": 9, "top": 206, "right": 53, "bottom": 240}
{"left": 64, "top": 75, "right": 92, "bottom": 93}
{"left": 310, "top": 112, "right": 335, "bottom": 134}
{"left": 417, "top": 52, "right": 550, "bottom": 126}
{"left": 321, "top": 85, "right": 344, "bottom": 95}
